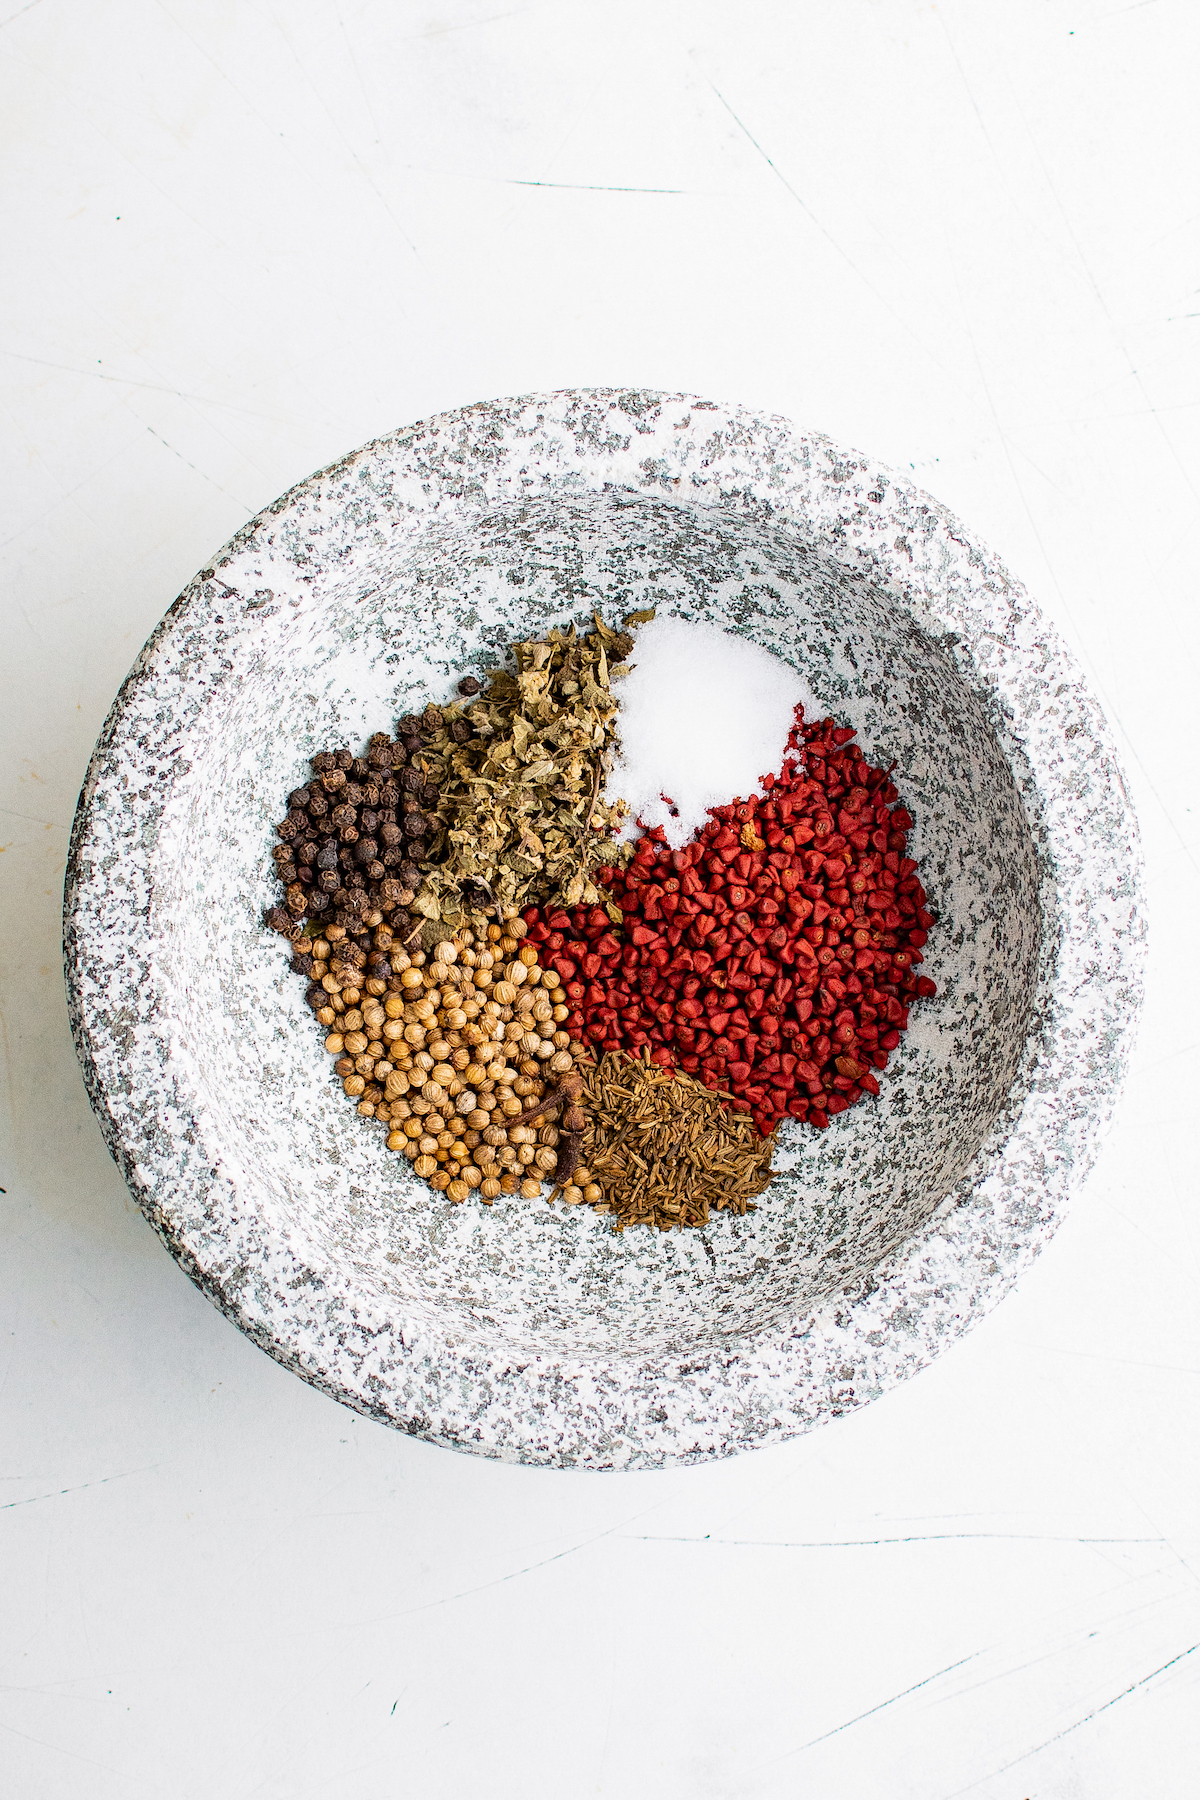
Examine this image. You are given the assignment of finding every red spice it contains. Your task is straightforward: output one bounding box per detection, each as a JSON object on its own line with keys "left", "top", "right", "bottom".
{"left": 523, "top": 706, "right": 938, "bottom": 1136}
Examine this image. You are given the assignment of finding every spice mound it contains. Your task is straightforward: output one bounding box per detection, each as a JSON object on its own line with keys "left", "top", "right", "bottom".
{"left": 412, "top": 614, "right": 635, "bottom": 934}
{"left": 565, "top": 1050, "right": 776, "bottom": 1231}
{"left": 536, "top": 706, "right": 937, "bottom": 1138}
{"left": 303, "top": 916, "right": 593, "bottom": 1204}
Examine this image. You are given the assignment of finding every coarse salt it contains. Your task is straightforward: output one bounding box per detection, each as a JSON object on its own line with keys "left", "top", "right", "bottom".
{"left": 611, "top": 615, "right": 821, "bottom": 847}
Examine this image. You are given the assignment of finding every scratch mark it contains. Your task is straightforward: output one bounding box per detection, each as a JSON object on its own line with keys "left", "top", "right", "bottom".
{"left": 0, "top": 0, "right": 43, "bottom": 31}
{"left": 0, "top": 806, "right": 68, "bottom": 829}
{"left": 398, "top": 5, "right": 538, "bottom": 39}
{"left": 943, "top": 231, "right": 1200, "bottom": 883}
{"left": 270, "top": 16, "right": 418, "bottom": 255}
{"left": 936, "top": 11, "right": 998, "bottom": 159}
{"left": 1065, "top": 394, "right": 1200, "bottom": 414}
{"left": 1003, "top": 64, "right": 1198, "bottom": 507}
{"left": 692, "top": 57, "right": 955, "bottom": 384}
{"left": 620, "top": 1531, "right": 1166, "bottom": 1548}
{"left": 942, "top": 1642, "right": 1199, "bottom": 1797}
{"left": 506, "top": 179, "right": 686, "bottom": 194}
{"left": 1, "top": 1466, "right": 154, "bottom": 1512}
{"left": 144, "top": 426, "right": 254, "bottom": 513}
{"left": 0, "top": 1718, "right": 141, "bottom": 1783}
{"left": 341, "top": 1497, "right": 675, "bottom": 1628}
{"left": 751, "top": 1652, "right": 980, "bottom": 1772}
{"left": 337, "top": 7, "right": 388, "bottom": 166}
{"left": 0, "top": 350, "right": 305, "bottom": 426}
{"left": 1017, "top": 1339, "right": 1200, "bottom": 1376}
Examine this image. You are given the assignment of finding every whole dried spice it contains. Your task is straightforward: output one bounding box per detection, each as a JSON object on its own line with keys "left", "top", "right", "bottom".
{"left": 304, "top": 916, "right": 590, "bottom": 1205}
{"left": 563, "top": 1049, "right": 776, "bottom": 1230}
{"left": 408, "top": 613, "right": 640, "bottom": 933}
{"left": 528, "top": 704, "right": 938, "bottom": 1138}
{"left": 265, "top": 724, "right": 440, "bottom": 956}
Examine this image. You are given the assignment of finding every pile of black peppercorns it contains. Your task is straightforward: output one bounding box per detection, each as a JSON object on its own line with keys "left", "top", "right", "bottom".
{"left": 265, "top": 702, "right": 454, "bottom": 999}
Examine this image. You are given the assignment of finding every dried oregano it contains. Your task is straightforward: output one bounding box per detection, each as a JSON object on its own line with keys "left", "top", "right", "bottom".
{"left": 409, "top": 613, "right": 640, "bottom": 933}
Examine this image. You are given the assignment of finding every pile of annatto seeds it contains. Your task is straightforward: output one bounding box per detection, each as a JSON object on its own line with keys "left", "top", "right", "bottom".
{"left": 266, "top": 614, "right": 938, "bottom": 1227}
{"left": 524, "top": 706, "right": 936, "bottom": 1140}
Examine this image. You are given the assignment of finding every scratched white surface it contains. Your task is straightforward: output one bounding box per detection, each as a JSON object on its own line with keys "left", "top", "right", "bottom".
{"left": 1, "top": 1, "right": 1197, "bottom": 1795}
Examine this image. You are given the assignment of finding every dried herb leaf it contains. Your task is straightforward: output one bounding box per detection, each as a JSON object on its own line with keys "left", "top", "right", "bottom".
{"left": 411, "top": 617, "right": 637, "bottom": 929}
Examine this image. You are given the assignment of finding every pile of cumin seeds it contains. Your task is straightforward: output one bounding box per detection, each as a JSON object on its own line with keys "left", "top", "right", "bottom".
{"left": 566, "top": 1049, "right": 777, "bottom": 1232}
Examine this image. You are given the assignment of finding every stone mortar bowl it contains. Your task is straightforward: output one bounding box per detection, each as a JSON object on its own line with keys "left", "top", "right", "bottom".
{"left": 64, "top": 389, "right": 1144, "bottom": 1468}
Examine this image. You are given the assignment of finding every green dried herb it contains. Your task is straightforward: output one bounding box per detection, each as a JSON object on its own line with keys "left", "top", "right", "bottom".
{"left": 410, "top": 613, "right": 638, "bottom": 931}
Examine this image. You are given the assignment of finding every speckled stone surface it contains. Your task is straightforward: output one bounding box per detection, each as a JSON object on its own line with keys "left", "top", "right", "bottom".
{"left": 63, "top": 389, "right": 1144, "bottom": 1468}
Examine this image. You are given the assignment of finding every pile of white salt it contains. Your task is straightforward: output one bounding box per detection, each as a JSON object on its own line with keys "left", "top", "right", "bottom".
{"left": 611, "top": 615, "right": 821, "bottom": 849}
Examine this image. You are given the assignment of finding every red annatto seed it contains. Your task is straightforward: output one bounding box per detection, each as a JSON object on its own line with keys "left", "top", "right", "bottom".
{"left": 531, "top": 704, "right": 936, "bottom": 1131}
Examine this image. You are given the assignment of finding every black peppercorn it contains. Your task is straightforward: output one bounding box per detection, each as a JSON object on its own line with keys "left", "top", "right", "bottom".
{"left": 457, "top": 675, "right": 481, "bottom": 696}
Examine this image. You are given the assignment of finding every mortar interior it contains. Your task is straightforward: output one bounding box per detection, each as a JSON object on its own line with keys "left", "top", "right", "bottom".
{"left": 159, "top": 490, "right": 1043, "bottom": 1363}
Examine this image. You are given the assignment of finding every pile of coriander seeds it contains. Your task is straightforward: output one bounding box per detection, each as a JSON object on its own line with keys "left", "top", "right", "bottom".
{"left": 298, "top": 916, "right": 604, "bottom": 1205}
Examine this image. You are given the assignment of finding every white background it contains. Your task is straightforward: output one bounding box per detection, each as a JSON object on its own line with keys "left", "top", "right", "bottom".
{"left": 2, "top": 3, "right": 1198, "bottom": 1796}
